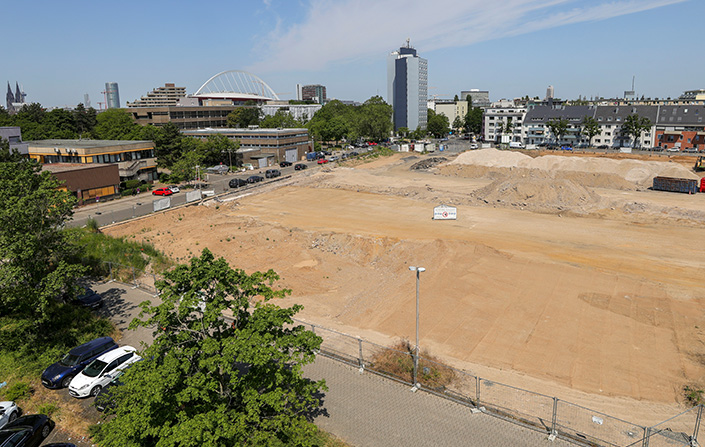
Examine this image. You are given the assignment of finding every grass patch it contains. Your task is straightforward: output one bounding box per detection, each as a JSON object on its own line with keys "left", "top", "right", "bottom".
{"left": 368, "top": 339, "right": 456, "bottom": 391}
{"left": 66, "top": 227, "right": 173, "bottom": 278}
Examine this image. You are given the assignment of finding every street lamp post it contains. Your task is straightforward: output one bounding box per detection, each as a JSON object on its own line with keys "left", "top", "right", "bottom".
{"left": 409, "top": 266, "right": 425, "bottom": 389}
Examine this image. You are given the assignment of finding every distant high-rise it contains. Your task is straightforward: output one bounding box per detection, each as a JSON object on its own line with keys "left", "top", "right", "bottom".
{"left": 301, "top": 84, "right": 327, "bottom": 104}
{"left": 546, "top": 85, "right": 555, "bottom": 100}
{"left": 387, "top": 40, "right": 428, "bottom": 131}
{"left": 84, "top": 94, "right": 91, "bottom": 108}
{"left": 105, "top": 82, "right": 121, "bottom": 109}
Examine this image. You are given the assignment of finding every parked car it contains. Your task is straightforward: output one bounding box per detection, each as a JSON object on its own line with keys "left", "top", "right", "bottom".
{"left": 69, "top": 346, "right": 141, "bottom": 398}
{"left": 246, "top": 175, "right": 264, "bottom": 183}
{"left": 279, "top": 161, "right": 292, "bottom": 167}
{"left": 667, "top": 147, "right": 680, "bottom": 152}
{"left": 167, "top": 185, "right": 180, "bottom": 193}
{"left": 294, "top": 163, "right": 307, "bottom": 171}
{"left": 73, "top": 286, "right": 102, "bottom": 309}
{"left": 152, "top": 188, "right": 173, "bottom": 196}
{"left": 349, "top": 151, "right": 359, "bottom": 157}
{"left": 0, "top": 414, "right": 54, "bottom": 447}
{"left": 265, "top": 169, "right": 281, "bottom": 178}
{"left": 41, "top": 337, "right": 118, "bottom": 389}
{"left": 94, "top": 370, "right": 127, "bottom": 412}
{"left": 317, "top": 159, "right": 329, "bottom": 165}
{"left": 0, "top": 402, "right": 19, "bottom": 429}
{"left": 329, "top": 156, "right": 339, "bottom": 162}
{"left": 205, "top": 164, "right": 229, "bottom": 175}
{"left": 229, "top": 178, "right": 248, "bottom": 188}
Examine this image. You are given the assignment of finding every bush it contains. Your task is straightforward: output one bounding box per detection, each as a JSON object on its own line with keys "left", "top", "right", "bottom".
{"left": 125, "top": 179, "right": 140, "bottom": 190}
{"left": 85, "top": 217, "right": 100, "bottom": 233}
{"left": 37, "top": 403, "right": 60, "bottom": 417}
{"left": 684, "top": 385, "right": 704, "bottom": 406}
{"left": 120, "top": 188, "right": 134, "bottom": 197}
{"left": 3, "top": 382, "right": 32, "bottom": 402}
{"left": 368, "top": 339, "right": 455, "bottom": 390}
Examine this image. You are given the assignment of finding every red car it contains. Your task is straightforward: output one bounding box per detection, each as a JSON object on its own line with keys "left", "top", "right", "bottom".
{"left": 152, "top": 188, "right": 173, "bottom": 196}
{"left": 317, "top": 158, "right": 329, "bottom": 164}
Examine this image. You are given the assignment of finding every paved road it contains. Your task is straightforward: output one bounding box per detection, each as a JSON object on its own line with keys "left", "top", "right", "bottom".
{"left": 43, "top": 282, "right": 573, "bottom": 446}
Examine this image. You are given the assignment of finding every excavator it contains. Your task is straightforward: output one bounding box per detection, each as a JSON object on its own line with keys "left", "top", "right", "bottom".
{"left": 695, "top": 156, "right": 705, "bottom": 172}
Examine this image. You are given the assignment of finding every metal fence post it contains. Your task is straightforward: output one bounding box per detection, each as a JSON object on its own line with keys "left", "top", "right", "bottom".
{"left": 642, "top": 426, "right": 650, "bottom": 447}
{"left": 476, "top": 377, "right": 481, "bottom": 407}
{"left": 551, "top": 397, "right": 558, "bottom": 435}
{"left": 358, "top": 338, "right": 363, "bottom": 368}
{"left": 693, "top": 405, "right": 703, "bottom": 444}
{"left": 132, "top": 267, "right": 136, "bottom": 286}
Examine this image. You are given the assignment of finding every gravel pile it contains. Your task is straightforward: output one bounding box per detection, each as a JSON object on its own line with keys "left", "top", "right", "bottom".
{"left": 410, "top": 157, "right": 448, "bottom": 170}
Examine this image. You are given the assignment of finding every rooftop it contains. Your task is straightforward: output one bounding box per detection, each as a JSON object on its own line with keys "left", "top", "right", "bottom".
{"left": 28, "top": 139, "right": 153, "bottom": 148}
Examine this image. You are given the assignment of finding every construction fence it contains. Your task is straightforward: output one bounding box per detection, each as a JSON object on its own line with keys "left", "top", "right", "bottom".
{"left": 297, "top": 320, "right": 703, "bottom": 447}
{"left": 103, "top": 264, "right": 702, "bottom": 447}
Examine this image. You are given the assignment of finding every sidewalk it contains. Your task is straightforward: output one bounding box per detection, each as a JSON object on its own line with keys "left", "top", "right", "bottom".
{"left": 304, "top": 356, "right": 571, "bottom": 447}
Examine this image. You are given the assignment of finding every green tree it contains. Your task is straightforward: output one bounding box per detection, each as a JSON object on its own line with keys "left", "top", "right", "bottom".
{"left": 43, "top": 108, "right": 78, "bottom": 139}
{"left": 73, "top": 103, "right": 97, "bottom": 136}
{"left": 92, "top": 109, "right": 142, "bottom": 140}
{"left": 452, "top": 116, "right": 464, "bottom": 133}
{"left": 427, "top": 109, "right": 450, "bottom": 138}
{"left": 0, "top": 143, "right": 86, "bottom": 325}
{"left": 397, "top": 127, "right": 409, "bottom": 138}
{"left": 356, "top": 96, "right": 393, "bottom": 141}
{"left": 622, "top": 114, "right": 651, "bottom": 149}
{"left": 464, "top": 107, "right": 482, "bottom": 135}
{"left": 260, "top": 110, "right": 305, "bottom": 129}
{"left": 168, "top": 141, "right": 205, "bottom": 183}
{"left": 226, "top": 102, "right": 262, "bottom": 128}
{"left": 93, "top": 249, "right": 325, "bottom": 447}
{"left": 581, "top": 116, "right": 600, "bottom": 147}
{"left": 547, "top": 118, "right": 569, "bottom": 145}
{"left": 199, "top": 134, "right": 237, "bottom": 166}
{"left": 453, "top": 94, "right": 459, "bottom": 102}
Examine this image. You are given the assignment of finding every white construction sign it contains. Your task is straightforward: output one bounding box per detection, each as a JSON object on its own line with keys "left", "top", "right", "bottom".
{"left": 433, "top": 204, "right": 457, "bottom": 220}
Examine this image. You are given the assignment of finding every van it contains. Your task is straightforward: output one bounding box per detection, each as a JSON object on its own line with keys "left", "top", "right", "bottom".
{"left": 509, "top": 142, "right": 524, "bottom": 149}
{"left": 41, "top": 337, "right": 118, "bottom": 389}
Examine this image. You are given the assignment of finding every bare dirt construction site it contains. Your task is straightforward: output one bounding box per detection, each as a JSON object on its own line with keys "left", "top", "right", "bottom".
{"left": 105, "top": 149, "right": 705, "bottom": 425}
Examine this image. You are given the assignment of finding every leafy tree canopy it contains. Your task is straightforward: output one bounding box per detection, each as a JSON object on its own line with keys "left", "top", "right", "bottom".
{"left": 92, "top": 108, "right": 143, "bottom": 140}
{"left": 547, "top": 118, "right": 569, "bottom": 142}
{"left": 0, "top": 141, "right": 85, "bottom": 324}
{"left": 226, "top": 102, "right": 262, "bottom": 128}
{"left": 93, "top": 249, "right": 326, "bottom": 447}
{"left": 622, "top": 114, "right": 651, "bottom": 148}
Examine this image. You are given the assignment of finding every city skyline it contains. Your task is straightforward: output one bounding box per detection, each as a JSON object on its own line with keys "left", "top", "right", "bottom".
{"left": 2, "top": 0, "right": 702, "bottom": 108}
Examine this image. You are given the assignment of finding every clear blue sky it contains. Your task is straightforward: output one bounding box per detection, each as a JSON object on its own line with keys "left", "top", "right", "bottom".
{"left": 3, "top": 0, "right": 702, "bottom": 108}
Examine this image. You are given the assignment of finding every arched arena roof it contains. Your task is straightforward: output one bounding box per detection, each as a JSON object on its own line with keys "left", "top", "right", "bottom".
{"left": 193, "top": 70, "right": 280, "bottom": 102}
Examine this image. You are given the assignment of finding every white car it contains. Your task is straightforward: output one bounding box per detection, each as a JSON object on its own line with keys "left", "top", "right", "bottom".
{"left": 0, "top": 401, "right": 19, "bottom": 429}
{"left": 168, "top": 185, "right": 180, "bottom": 193}
{"left": 68, "top": 346, "right": 141, "bottom": 398}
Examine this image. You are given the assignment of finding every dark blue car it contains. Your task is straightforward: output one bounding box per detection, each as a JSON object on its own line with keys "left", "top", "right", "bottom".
{"left": 41, "top": 337, "right": 118, "bottom": 389}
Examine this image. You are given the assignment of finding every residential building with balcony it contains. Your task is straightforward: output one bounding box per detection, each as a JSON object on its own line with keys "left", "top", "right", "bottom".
{"left": 593, "top": 105, "right": 657, "bottom": 148}
{"left": 653, "top": 105, "right": 705, "bottom": 151}
{"left": 483, "top": 106, "right": 527, "bottom": 143}
{"left": 127, "top": 83, "right": 186, "bottom": 107}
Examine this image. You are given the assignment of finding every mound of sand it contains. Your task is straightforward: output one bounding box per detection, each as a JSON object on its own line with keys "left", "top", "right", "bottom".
{"left": 450, "top": 149, "right": 698, "bottom": 187}
{"left": 474, "top": 178, "right": 602, "bottom": 211}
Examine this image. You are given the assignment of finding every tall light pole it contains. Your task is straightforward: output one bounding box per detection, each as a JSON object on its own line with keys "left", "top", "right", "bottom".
{"left": 409, "top": 266, "right": 425, "bottom": 388}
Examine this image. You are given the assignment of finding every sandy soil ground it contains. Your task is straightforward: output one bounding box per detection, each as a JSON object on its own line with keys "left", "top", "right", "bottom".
{"left": 104, "top": 151, "right": 705, "bottom": 425}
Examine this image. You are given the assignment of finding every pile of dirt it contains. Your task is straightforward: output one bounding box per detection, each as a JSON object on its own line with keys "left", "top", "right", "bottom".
{"left": 449, "top": 149, "right": 699, "bottom": 188}
{"left": 410, "top": 157, "right": 447, "bottom": 170}
{"left": 473, "top": 177, "right": 602, "bottom": 212}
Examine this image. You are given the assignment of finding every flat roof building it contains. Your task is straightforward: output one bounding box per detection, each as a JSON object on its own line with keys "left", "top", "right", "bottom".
{"left": 183, "top": 128, "right": 312, "bottom": 168}
{"left": 388, "top": 41, "right": 428, "bottom": 131}
{"left": 27, "top": 139, "right": 157, "bottom": 182}
{"left": 127, "top": 83, "right": 186, "bottom": 108}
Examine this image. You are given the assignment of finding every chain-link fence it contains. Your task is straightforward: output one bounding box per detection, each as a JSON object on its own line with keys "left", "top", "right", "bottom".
{"left": 96, "top": 260, "right": 161, "bottom": 295}
{"left": 297, "top": 319, "right": 702, "bottom": 447}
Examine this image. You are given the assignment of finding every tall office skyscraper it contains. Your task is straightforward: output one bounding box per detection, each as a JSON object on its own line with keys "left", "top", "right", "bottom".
{"left": 105, "top": 82, "right": 121, "bottom": 109}
{"left": 387, "top": 40, "right": 427, "bottom": 131}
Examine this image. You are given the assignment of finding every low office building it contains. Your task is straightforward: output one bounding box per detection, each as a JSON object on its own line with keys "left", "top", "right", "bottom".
{"left": 27, "top": 139, "right": 157, "bottom": 182}
{"left": 183, "top": 128, "right": 313, "bottom": 168}
{"left": 42, "top": 163, "right": 120, "bottom": 205}
{"left": 128, "top": 105, "right": 236, "bottom": 129}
